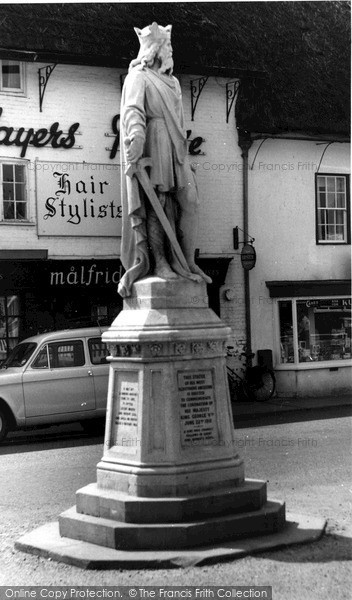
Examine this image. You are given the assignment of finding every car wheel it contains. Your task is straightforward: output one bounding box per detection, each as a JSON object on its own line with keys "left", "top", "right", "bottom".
{"left": 0, "top": 407, "right": 9, "bottom": 442}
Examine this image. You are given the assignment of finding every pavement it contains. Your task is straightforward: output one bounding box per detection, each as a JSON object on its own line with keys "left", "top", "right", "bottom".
{"left": 231, "top": 393, "right": 352, "bottom": 422}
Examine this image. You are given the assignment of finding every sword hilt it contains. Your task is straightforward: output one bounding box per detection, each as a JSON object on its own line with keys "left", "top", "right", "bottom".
{"left": 125, "top": 157, "right": 153, "bottom": 178}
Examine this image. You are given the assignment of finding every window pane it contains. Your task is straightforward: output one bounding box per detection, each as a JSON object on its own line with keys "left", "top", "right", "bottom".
{"left": 335, "top": 226, "right": 345, "bottom": 240}
{"left": 336, "top": 211, "right": 345, "bottom": 225}
{"left": 319, "top": 209, "right": 326, "bottom": 224}
{"left": 88, "top": 338, "right": 109, "bottom": 365}
{"left": 15, "top": 183, "right": 25, "bottom": 201}
{"left": 336, "top": 177, "right": 346, "bottom": 192}
{"left": 336, "top": 192, "right": 346, "bottom": 208}
{"left": 0, "top": 338, "right": 7, "bottom": 363}
{"left": 3, "top": 183, "right": 14, "bottom": 200}
{"left": 16, "top": 202, "right": 27, "bottom": 219}
{"left": 50, "top": 341, "right": 85, "bottom": 368}
{"left": 14, "top": 165, "right": 25, "bottom": 182}
{"left": 326, "top": 211, "right": 335, "bottom": 224}
{"left": 311, "top": 304, "right": 351, "bottom": 361}
{"left": 327, "top": 192, "right": 336, "bottom": 208}
{"left": 318, "top": 192, "right": 326, "bottom": 207}
{"left": 318, "top": 224, "right": 326, "bottom": 240}
{"left": 2, "top": 61, "right": 21, "bottom": 89}
{"left": 297, "top": 303, "right": 312, "bottom": 362}
{"left": 32, "top": 346, "right": 49, "bottom": 369}
{"left": 327, "top": 225, "right": 337, "bottom": 240}
{"left": 317, "top": 176, "right": 326, "bottom": 191}
{"left": 7, "top": 296, "right": 20, "bottom": 316}
{"left": 2, "top": 164, "right": 13, "bottom": 181}
{"left": 0, "top": 297, "right": 5, "bottom": 326}
{"left": 8, "top": 316, "right": 20, "bottom": 338}
{"left": 327, "top": 177, "right": 335, "bottom": 192}
{"left": 279, "top": 301, "right": 294, "bottom": 363}
{"left": 3, "top": 201, "right": 14, "bottom": 219}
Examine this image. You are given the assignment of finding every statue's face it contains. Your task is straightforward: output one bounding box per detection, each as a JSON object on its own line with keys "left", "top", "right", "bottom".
{"left": 157, "top": 39, "right": 174, "bottom": 73}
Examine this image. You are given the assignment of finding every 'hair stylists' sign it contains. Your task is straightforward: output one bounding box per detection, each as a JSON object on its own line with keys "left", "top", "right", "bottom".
{"left": 36, "top": 161, "right": 122, "bottom": 237}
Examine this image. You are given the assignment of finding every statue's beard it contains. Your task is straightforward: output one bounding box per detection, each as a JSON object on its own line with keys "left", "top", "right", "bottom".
{"left": 157, "top": 50, "right": 174, "bottom": 74}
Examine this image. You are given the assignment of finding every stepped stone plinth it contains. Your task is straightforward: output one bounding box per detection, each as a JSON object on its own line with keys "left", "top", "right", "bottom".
{"left": 58, "top": 278, "right": 285, "bottom": 550}
{"left": 16, "top": 278, "right": 295, "bottom": 565}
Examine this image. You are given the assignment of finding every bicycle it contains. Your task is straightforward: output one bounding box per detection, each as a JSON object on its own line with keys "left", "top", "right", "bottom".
{"left": 226, "top": 348, "right": 276, "bottom": 403}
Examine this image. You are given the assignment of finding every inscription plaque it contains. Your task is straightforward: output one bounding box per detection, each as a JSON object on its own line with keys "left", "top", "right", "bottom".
{"left": 114, "top": 379, "right": 139, "bottom": 453}
{"left": 178, "top": 370, "right": 219, "bottom": 446}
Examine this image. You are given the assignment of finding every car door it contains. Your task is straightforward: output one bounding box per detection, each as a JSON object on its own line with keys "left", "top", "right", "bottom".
{"left": 22, "top": 338, "right": 96, "bottom": 418}
{"left": 87, "top": 336, "right": 110, "bottom": 411}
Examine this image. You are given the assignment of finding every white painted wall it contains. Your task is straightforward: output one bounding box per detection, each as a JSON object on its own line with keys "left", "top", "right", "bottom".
{"left": 180, "top": 74, "right": 246, "bottom": 343}
{"left": 247, "top": 139, "right": 351, "bottom": 395}
{"left": 0, "top": 61, "right": 121, "bottom": 257}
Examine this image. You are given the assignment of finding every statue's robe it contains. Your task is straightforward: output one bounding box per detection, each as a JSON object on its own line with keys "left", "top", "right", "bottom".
{"left": 118, "top": 66, "right": 198, "bottom": 298}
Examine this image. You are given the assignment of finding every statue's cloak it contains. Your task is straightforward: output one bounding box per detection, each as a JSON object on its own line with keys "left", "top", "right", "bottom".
{"left": 117, "top": 67, "right": 195, "bottom": 298}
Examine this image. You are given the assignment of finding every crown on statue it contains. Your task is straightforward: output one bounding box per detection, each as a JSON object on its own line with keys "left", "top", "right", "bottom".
{"left": 134, "top": 22, "right": 172, "bottom": 50}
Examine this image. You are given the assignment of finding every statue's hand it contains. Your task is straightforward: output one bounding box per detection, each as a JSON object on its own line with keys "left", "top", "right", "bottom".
{"left": 125, "top": 136, "right": 144, "bottom": 163}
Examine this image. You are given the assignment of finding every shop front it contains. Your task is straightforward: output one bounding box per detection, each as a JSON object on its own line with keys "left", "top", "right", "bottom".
{"left": 0, "top": 253, "right": 230, "bottom": 363}
{"left": 267, "top": 280, "right": 352, "bottom": 397}
{"left": 0, "top": 255, "right": 123, "bottom": 362}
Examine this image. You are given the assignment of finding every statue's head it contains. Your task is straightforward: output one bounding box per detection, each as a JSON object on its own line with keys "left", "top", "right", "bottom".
{"left": 129, "top": 22, "right": 173, "bottom": 74}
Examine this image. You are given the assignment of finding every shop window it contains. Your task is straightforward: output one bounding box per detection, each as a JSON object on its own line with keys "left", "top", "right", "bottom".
{"left": 0, "top": 60, "right": 25, "bottom": 94}
{"left": 279, "top": 301, "right": 294, "bottom": 363}
{"left": 0, "top": 295, "right": 21, "bottom": 363}
{"left": 0, "top": 163, "right": 27, "bottom": 221}
{"left": 316, "top": 175, "right": 350, "bottom": 244}
{"left": 279, "top": 298, "right": 351, "bottom": 364}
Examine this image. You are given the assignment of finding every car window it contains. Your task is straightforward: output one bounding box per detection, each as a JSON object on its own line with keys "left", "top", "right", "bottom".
{"left": 1, "top": 342, "right": 37, "bottom": 368}
{"left": 31, "top": 345, "right": 51, "bottom": 369}
{"left": 88, "top": 338, "right": 109, "bottom": 365}
{"left": 32, "top": 340, "right": 85, "bottom": 369}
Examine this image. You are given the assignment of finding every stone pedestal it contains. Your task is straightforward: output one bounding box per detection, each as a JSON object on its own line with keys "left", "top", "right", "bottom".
{"left": 57, "top": 278, "right": 286, "bottom": 550}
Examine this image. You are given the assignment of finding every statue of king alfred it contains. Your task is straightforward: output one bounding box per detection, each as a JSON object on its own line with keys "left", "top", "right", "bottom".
{"left": 118, "top": 22, "right": 211, "bottom": 298}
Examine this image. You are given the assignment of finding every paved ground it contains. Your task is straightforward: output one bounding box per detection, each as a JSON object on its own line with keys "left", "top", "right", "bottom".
{"left": 232, "top": 393, "right": 352, "bottom": 419}
{"left": 0, "top": 401, "right": 351, "bottom": 598}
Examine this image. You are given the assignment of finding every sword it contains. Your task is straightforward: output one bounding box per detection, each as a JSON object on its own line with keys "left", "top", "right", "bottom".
{"left": 125, "top": 157, "right": 191, "bottom": 274}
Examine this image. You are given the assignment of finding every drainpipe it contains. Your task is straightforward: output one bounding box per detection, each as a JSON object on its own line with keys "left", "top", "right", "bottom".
{"left": 238, "top": 129, "right": 253, "bottom": 363}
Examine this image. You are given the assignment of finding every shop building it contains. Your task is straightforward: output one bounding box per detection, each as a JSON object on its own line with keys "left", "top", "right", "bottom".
{"left": 0, "top": 53, "right": 249, "bottom": 362}
{"left": 247, "top": 138, "right": 351, "bottom": 396}
{"left": 0, "top": 58, "right": 125, "bottom": 361}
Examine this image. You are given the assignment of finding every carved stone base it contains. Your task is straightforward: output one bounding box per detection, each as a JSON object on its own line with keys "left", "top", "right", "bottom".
{"left": 98, "top": 277, "right": 244, "bottom": 497}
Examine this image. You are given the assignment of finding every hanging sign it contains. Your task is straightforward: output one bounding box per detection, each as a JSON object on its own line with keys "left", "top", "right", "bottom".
{"left": 36, "top": 161, "right": 121, "bottom": 237}
{"left": 241, "top": 244, "right": 256, "bottom": 270}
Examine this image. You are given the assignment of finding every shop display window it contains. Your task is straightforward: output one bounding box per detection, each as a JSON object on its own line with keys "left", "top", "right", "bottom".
{"left": 0, "top": 295, "right": 21, "bottom": 363}
{"left": 279, "top": 297, "right": 351, "bottom": 364}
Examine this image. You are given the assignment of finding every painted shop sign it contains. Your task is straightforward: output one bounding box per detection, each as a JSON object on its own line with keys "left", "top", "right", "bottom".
{"left": 48, "top": 261, "right": 123, "bottom": 287}
{"left": 36, "top": 161, "right": 122, "bottom": 237}
{"left": 305, "top": 298, "right": 351, "bottom": 310}
{"left": 108, "top": 114, "right": 205, "bottom": 160}
{"left": 0, "top": 260, "right": 122, "bottom": 290}
{"left": 0, "top": 108, "right": 79, "bottom": 158}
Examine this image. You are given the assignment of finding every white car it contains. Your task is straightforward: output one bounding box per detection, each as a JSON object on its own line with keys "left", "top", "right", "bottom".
{"left": 0, "top": 327, "right": 110, "bottom": 442}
